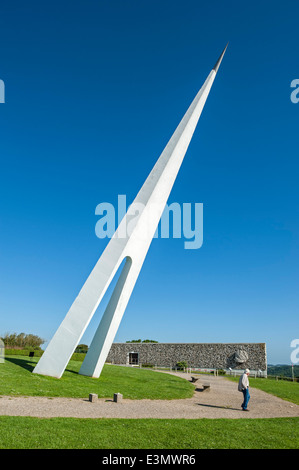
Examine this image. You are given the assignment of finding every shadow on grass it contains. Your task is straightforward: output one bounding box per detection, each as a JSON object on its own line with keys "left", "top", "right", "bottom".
{"left": 5, "top": 357, "right": 36, "bottom": 372}
{"left": 63, "top": 368, "right": 80, "bottom": 375}
{"left": 5, "top": 356, "right": 82, "bottom": 377}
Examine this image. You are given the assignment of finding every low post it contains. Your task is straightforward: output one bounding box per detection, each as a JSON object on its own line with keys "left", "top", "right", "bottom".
{"left": 89, "top": 393, "right": 98, "bottom": 403}
{"left": 113, "top": 393, "right": 123, "bottom": 403}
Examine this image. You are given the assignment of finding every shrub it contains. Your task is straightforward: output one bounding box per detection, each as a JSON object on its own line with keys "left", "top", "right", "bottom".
{"left": 75, "top": 344, "right": 88, "bottom": 353}
{"left": 1, "top": 332, "right": 45, "bottom": 349}
{"left": 70, "top": 353, "right": 86, "bottom": 362}
{"left": 4, "top": 350, "right": 86, "bottom": 362}
{"left": 176, "top": 361, "right": 188, "bottom": 370}
{"left": 4, "top": 349, "right": 44, "bottom": 357}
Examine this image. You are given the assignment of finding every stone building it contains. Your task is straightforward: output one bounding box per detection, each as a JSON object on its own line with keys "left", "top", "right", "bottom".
{"left": 107, "top": 342, "right": 267, "bottom": 374}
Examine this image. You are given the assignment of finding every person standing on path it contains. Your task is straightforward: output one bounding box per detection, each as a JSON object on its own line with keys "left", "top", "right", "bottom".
{"left": 238, "top": 369, "right": 250, "bottom": 411}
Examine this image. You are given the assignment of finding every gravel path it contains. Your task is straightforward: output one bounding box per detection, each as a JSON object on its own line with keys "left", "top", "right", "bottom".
{"left": 0, "top": 372, "right": 298, "bottom": 420}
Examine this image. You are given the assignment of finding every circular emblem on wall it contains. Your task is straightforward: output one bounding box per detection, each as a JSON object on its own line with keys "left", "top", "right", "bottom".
{"left": 234, "top": 349, "right": 249, "bottom": 364}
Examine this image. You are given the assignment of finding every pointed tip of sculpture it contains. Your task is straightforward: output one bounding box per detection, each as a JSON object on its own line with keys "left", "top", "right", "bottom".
{"left": 213, "top": 43, "right": 229, "bottom": 73}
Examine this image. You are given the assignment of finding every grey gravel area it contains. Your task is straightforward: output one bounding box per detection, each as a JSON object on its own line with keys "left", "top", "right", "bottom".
{"left": 0, "top": 372, "right": 298, "bottom": 419}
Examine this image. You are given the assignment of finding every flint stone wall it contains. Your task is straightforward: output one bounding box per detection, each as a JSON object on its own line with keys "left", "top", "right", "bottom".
{"left": 107, "top": 343, "right": 267, "bottom": 370}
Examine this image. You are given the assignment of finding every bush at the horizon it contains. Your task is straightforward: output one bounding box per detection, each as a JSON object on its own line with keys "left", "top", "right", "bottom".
{"left": 1, "top": 332, "right": 45, "bottom": 350}
{"left": 4, "top": 349, "right": 86, "bottom": 362}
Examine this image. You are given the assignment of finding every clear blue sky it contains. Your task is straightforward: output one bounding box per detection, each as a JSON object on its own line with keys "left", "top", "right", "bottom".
{"left": 0, "top": 1, "right": 298, "bottom": 364}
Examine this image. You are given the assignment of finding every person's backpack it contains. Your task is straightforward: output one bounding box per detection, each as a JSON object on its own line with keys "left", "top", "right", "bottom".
{"left": 238, "top": 375, "right": 244, "bottom": 392}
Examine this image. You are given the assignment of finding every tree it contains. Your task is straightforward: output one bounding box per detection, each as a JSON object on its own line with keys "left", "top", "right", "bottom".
{"left": 1, "top": 332, "right": 45, "bottom": 350}
{"left": 176, "top": 361, "right": 188, "bottom": 370}
{"left": 75, "top": 344, "right": 88, "bottom": 353}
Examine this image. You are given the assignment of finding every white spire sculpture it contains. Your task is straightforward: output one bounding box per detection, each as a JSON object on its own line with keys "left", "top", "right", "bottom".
{"left": 33, "top": 45, "right": 227, "bottom": 379}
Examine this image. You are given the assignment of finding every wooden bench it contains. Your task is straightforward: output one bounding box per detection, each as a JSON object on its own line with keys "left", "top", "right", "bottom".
{"left": 191, "top": 376, "right": 199, "bottom": 383}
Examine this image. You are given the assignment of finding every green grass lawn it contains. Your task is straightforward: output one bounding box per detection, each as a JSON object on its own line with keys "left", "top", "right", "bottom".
{"left": 1, "top": 357, "right": 299, "bottom": 449}
{"left": 0, "top": 416, "right": 298, "bottom": 449}
{"left": 226, "top": 376, "right": 299, "bottom": 405}
{"left": 0, "top": 356, "right": 194, "bottom": 400}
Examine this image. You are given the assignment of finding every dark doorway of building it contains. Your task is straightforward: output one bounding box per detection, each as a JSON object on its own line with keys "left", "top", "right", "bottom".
{"left": 129, "top": 352, "right": 139, "bottom": 365}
